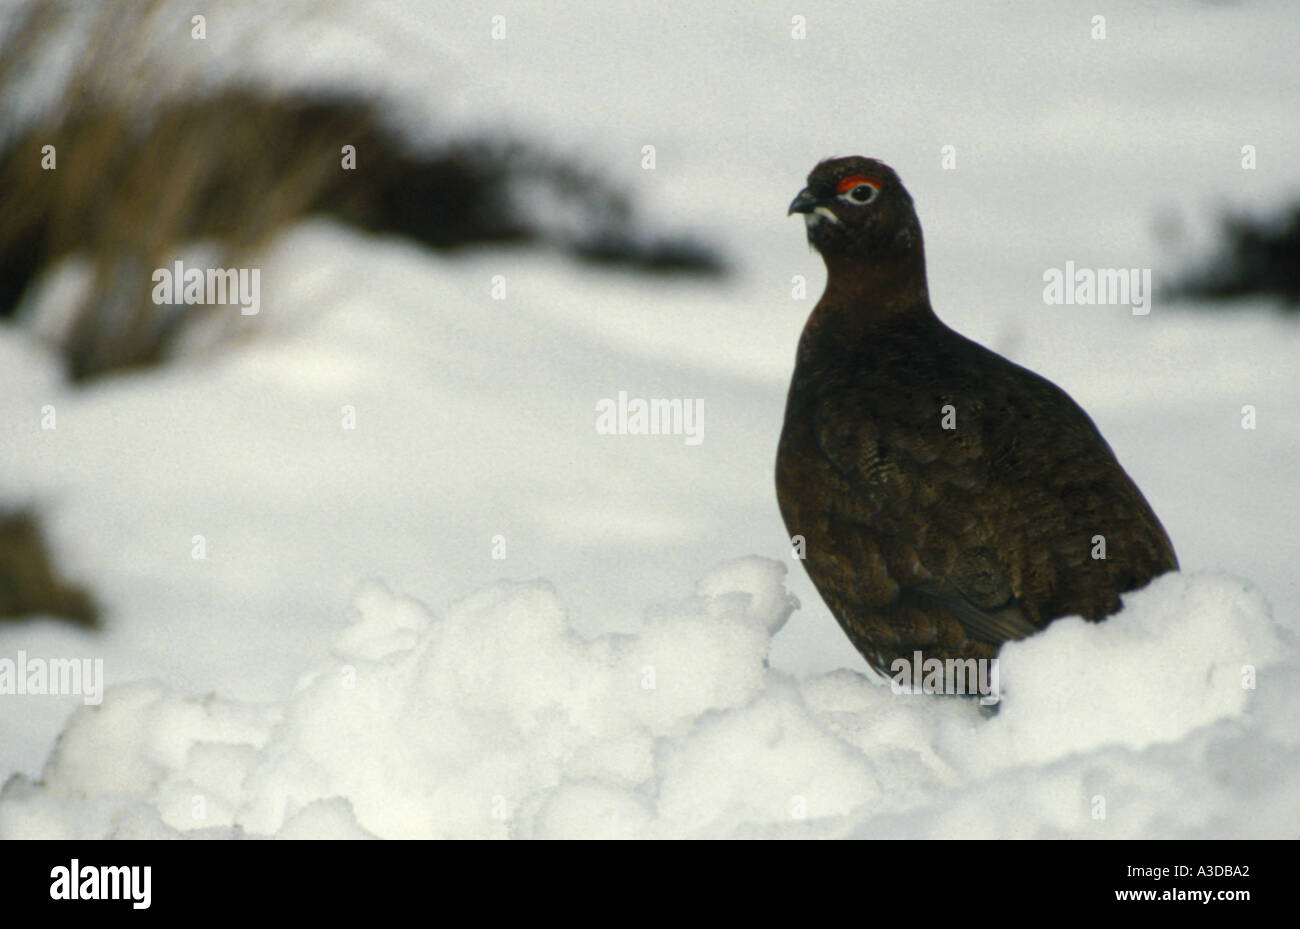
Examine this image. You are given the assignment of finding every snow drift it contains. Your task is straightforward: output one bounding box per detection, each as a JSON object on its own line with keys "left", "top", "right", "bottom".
{"left": 2, "top": 557, "right": 1294, "bottom": 839}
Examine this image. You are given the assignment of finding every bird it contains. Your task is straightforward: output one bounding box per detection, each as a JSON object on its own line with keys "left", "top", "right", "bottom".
{"left": 776, "top": 156, "right": 1178, "bottom": 677}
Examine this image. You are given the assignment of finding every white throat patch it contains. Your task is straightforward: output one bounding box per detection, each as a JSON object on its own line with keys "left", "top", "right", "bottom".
{"left": 805, "top": 206, "right": 841, "bottom": 228}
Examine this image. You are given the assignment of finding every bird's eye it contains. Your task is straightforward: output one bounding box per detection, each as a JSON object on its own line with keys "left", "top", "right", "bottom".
{"left": 846, "top": 184, "right": 876, "bottom": 204}
{"left": 834, "top": 174, "right": 881, "bottom": 205}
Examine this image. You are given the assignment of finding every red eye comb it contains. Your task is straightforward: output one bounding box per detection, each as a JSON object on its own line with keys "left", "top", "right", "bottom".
{"left": 837, "top": 174, "right": 881, "bottom": 193}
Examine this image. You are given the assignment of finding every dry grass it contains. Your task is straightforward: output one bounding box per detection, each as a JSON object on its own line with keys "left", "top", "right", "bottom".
{"left": 0, "top": 0, "right": 723, "bottom": 381}
{"left": 0, "top": 1, "right": 376, "bottom": 378}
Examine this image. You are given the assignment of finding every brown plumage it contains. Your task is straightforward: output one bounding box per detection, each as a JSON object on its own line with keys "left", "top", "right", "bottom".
{"left": 776, "top": 156, "right": 1177, "bottom": 675}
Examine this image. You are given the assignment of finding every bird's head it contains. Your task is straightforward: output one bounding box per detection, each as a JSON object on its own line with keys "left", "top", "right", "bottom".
{"left": 789, "top": 156, "right": 922, "bottom": 263}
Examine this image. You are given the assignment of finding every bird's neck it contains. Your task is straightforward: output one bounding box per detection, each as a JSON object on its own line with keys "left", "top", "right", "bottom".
{"left": 807, "top": 249, "right": 935, "bottom": 343}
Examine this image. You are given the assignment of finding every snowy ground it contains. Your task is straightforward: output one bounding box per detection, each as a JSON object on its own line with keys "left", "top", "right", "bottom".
{"left": 1, "top": 0, "right": 1297, "bottom": 837}
{"left": 3, "top": 561, "right": 1296, "bottom": 839}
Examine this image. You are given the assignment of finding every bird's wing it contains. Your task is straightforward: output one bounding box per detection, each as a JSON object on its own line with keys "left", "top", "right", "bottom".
{"left": 812, "top": 394, "right": 1040, "bottom": 647}
{"left": 911, "top": 580, "right": 1039, "bottom": 644}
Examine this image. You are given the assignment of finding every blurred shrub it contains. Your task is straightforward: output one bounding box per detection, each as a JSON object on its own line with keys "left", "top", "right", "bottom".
{"left": 0, "top": 0, "right": 723, "bottom": 381}
{"left": 1165, "top": 204, "right": 1300, "bottom": 309}
{"left": 0, "top": 511, "right": 98, "bottom": 626}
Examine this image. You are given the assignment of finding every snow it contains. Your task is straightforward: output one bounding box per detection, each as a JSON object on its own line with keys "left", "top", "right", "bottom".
{"left": 2, "top": 0, "right": 1299, "bottom": 838}
{"left": 1, "top": 561, "right": 1293, "bottom": 838}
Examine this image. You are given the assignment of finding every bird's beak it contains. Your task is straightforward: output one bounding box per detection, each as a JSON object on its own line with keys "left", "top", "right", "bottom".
{"left": 788, "top": 188, "right": 818, "bottom": 216}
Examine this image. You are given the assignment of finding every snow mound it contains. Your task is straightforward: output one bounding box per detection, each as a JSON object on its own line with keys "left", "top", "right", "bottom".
{"left": 2, "top": 559, "right": 1294, "bottom": 839}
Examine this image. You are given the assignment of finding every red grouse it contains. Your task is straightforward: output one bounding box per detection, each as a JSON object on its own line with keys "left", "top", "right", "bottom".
{"left": 776, "top": 156, "right": 1178, "bottom": 675}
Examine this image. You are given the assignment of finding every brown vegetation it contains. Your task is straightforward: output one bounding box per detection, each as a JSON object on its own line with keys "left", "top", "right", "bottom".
{"left": 0, "top": 511, "right": 97, "bottom": 626}
{"left": 0, "top": 1, "right": 722, "bottom": 381}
